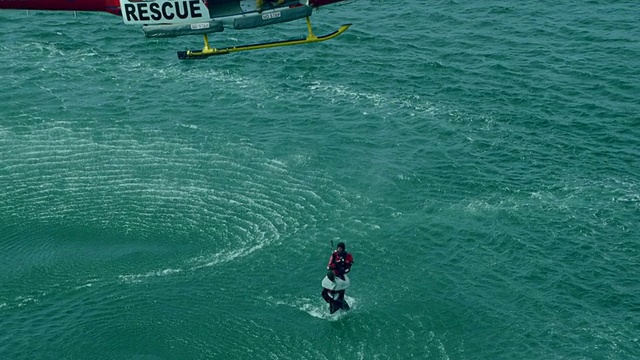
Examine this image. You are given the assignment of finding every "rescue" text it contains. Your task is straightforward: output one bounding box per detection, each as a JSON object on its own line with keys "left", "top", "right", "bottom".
{"left": 121, "top": 0, "right": 208, "bottom": 25}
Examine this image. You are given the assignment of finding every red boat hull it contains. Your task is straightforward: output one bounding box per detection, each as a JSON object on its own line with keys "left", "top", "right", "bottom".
{"left": 0, "top": 0, "right": 347, "bottom": 16}
{"left": 0, "top": 0, "right": 121, "bottom": 15}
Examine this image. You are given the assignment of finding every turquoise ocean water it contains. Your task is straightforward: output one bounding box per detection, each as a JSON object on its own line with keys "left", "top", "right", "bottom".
{"left": 1, "top": 1, "right": 639, "bottom": 358}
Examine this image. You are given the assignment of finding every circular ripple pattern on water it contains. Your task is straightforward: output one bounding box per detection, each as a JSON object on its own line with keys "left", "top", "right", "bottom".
{"left": 0, "top": 118, "right": 346, "bottom": 282}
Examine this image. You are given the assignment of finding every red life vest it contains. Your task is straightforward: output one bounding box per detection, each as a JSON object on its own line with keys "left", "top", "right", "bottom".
{"left": 327, "top": 250, "right": 353, "bottom": 276}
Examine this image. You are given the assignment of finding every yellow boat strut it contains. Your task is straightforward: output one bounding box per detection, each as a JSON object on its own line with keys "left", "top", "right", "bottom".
{"left": 178, "top": 17, "right": 351, "bottom": 60}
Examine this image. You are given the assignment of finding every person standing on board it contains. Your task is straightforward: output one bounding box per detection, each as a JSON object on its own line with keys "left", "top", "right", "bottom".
{"left": 321, "top": 242, "right": 353, "bottom": 313}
